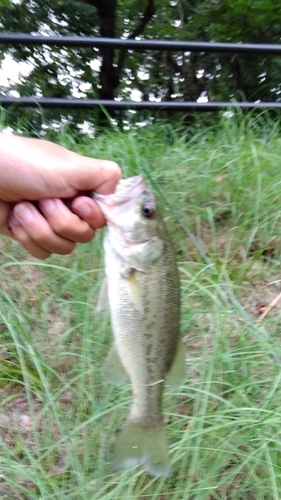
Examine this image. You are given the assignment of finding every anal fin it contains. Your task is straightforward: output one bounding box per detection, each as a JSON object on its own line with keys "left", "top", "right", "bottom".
{"left": 103, "top": 343, "right": 128, "bottom": 385}
{"left": 167, "top": 339, "right": 186, "bottom": 390}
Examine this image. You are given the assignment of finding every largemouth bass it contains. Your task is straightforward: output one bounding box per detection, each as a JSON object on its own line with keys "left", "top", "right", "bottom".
{"left": 94, "top": 175, "right": 185, "bottom": 478}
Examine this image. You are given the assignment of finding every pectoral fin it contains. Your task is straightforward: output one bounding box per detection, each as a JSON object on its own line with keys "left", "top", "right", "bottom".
{"left": 103, "top": 344, "right": 128, "bottom": 385}
{"left": 96, "top": 278, "right": 108, "bottom": 312}
{"left": 167, "top": 339, "right": 186, "bottom": 389}
{"left": 122, "top": 269, "right": 144, "bottom": 314}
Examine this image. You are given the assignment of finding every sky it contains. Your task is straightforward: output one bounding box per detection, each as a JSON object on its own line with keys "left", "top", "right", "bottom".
{"left": 0, "top": 51, "right": 208, "bottom": 103}
{"left": 0, "top": 53, "right": 31, "bottom": 96}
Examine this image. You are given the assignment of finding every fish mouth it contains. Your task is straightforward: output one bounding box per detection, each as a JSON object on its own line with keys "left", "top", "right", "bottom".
{"left": 93, "top": 174, "right": 155, "bottom": 227}
{"left": 115, "top": 175, "right": 144, "bottom": 196}
{"left": 108, "top": 175, "right": 145, "bottom": 205}
{"left": 94, "top": 175, "right": 146, "bottom": 206}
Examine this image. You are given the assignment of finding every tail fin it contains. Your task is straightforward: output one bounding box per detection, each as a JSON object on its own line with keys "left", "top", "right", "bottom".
{"left": 112, "top": 419, "right": 171, "bottom": 478}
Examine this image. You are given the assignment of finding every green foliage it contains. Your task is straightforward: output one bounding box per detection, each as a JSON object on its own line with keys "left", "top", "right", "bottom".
{"left": 1, "top": 115, "right": 281, "bottom": 497}
{"left": 1, "top": 0, "right": 281, "bottom": 132}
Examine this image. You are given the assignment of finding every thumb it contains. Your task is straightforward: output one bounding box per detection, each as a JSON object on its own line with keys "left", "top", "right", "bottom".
{"left": 69, "top": 157, "right": 121, "bottom": 195}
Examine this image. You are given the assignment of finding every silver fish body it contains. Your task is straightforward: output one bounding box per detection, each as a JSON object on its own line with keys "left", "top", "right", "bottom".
{"left": 94, "top": 175, "right": 185, "bottom": 478}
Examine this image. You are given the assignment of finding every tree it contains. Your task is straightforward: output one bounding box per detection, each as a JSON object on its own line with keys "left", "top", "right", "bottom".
{"left": 0, "top": 0, "right": 160, "bottom": 130}
{"left": 0, "top": 0, "right": 281, "bottom": 132}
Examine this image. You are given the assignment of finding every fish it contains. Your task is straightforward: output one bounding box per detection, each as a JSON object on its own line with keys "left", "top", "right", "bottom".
{"left": 94, "top": 175, "right": 185, "bottom": 478}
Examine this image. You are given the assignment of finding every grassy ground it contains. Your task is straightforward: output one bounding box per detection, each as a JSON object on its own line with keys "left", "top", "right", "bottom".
{"left": 1, "top": 113, "right": 281, "bottom": 498}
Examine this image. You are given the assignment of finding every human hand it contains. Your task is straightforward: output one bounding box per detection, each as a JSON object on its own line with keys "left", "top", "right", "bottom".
{"left": 0, "top": 133, "right": 121, "bottom": 259}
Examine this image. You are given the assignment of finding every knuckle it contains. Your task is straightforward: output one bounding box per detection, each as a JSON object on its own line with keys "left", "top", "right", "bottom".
{"left": 48, "top": 210, "right": 80, "bottom": 237}
{"left": 33, "top": 249, "right": 52, "bottom": 260}
{"left": 11, "top": 219, "right": 75, "bottom": 257}
{"left": 54, "top": 218, "right": 94, "bottom": 243}
{"left": 12, "top": 227, "right": 31, "bottom": 245}
{"left": 78, "top": 227, "right": 95, "bottom": 243}
{"left": 33, "top": 227, "right": 54, "bottom": 245}
{"left": 58, "top": 242, "right": 75, "bottom": 255}
{"left": 51, "top": 219, "right": 70, "bottom": 235}
{"left": 17, "top": 237, "right": 51, "bottom": 259}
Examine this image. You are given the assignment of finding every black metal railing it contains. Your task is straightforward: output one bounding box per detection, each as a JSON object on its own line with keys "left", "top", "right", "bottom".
{"left": 1, "top": 34, "right": 281, "bottom": 111}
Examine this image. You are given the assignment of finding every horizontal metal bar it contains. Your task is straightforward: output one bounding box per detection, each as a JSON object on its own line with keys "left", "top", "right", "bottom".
{"left": 1, "top": 97, "right": 281, "bottom": 110}
{"left": 1, "top": 34, "right": 281, "bottom": 54}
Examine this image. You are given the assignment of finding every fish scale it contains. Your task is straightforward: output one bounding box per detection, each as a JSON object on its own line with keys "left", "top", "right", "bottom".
{"left": 94, "top": 175, "right": 185, "bottom": 478}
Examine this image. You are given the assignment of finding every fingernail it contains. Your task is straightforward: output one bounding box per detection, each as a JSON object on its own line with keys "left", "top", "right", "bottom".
{"left": 74, "top": 201, "right": 92, "bottom": 216}
{"left": 40, "top": 199, "right": 56, "bottom": 213}
{"left": 14, "top": 203, "right": 34, "bottom": 224}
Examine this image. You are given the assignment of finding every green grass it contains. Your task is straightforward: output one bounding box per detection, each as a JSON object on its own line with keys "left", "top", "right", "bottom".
{"left": 1, "top": 112, "right": 281, "bottom": 498}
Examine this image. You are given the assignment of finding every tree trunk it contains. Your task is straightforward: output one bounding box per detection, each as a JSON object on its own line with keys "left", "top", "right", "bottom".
{"left": 83, "top": 0, "right": 155, "bottom": 126}
{"left": 96, "top": 0, "right": 118, "bottom": 101}
{"left": 82, "top": 0, "right": 118, "bottom": 125}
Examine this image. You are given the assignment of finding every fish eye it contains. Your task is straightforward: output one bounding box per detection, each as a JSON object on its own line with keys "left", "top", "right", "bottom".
{"left": 141, "top": 204, "right": 154, "bottom": 218}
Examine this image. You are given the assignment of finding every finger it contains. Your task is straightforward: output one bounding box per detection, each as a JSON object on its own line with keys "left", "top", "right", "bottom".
{"left": 71, "top": 196, "right": 106, "bottom": 229}
{"left": 9, "top": 215, "right": 51, "bottom": 259}
{"left": 39, "top": 198, "right": 96, "bottom": 243}
{"left": 11, "top": 202, "right": 76, "bottom": 256}
{"left": 0, "top": 200, "right": 14, "bottom": 238}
